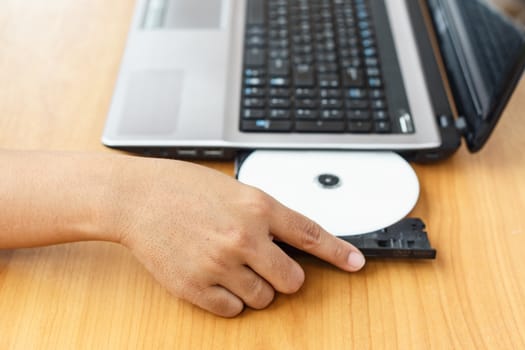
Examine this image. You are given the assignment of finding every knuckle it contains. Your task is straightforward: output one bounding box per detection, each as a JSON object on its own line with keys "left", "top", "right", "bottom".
{"left": 227, "top": 228, "right": 254, "bottom": 253}
{"left": 204, "top": 250, "right": 230, "bottom": 275}
{"left": 272, "top": 256, "right": 305, "bottom": 294}
{"left": 280, "top": 267, "right": 305, "bottom": 294}
{"left": 332, "top": 241, "right": 348, "bottom": 263}
{"left": 181, "top": 282, "right": 206, "bottom": 305}
{"left": 195, "top": 287, "right": 244, "bottom": 318}
{"left": 177, "top": 275, "right": 200, "bottom": 299}
{"left": 211, "top": 298, "right": 244, "bottom": 318}
{"left": 245, "top": 276, "right": 275, "bottom": 309}
{"left": 298, "top": 220, "right": 323, "bottom": 251}
{"left": 242, "top": 187, "right": 273, "bottom": 218}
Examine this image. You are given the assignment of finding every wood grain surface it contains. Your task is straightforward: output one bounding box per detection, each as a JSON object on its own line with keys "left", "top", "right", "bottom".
{"left": 1, "top": 1, "right": 524, "bottom": 349}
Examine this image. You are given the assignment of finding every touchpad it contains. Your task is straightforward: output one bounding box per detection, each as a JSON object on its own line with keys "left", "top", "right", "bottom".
{"left": 143, "top": 0, "right": 224, "bottom": 29}
{"left": 117, "top": 69, "right": 183, "bottom": 136}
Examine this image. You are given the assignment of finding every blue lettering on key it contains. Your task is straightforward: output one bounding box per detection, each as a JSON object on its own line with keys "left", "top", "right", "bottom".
{"left": 270, "top": 78, "right": 286, "bottom": 86}
{"left": 348, "top": 88, "right": 365, "bottom": 99}
{"left": 255, "top": 119, "right": 270, "bottom": 129}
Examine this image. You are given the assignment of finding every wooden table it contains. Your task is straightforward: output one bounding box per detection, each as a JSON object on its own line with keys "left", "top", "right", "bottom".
{"left": 1, "top": 1, "right": 524, "bottom": 348}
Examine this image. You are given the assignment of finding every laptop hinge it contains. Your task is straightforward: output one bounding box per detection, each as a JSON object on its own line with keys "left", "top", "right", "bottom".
{"left": 454, "top": 116, "right": 468, "bottom": 136}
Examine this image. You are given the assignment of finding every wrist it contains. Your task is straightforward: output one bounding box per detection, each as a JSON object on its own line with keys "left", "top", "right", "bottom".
{"left": 60, "top": 152, "right": 129, "bottom": 245}
{"left": 93, "top": 153, "right": 141, "bottom": 245}
{"left": 100, "top": 154, "right": 162, "bottom": 246}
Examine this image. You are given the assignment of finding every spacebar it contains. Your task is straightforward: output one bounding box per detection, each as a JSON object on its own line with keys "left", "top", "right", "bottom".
{"left": 295, "top": 121, "right": 345, "bottom": 132}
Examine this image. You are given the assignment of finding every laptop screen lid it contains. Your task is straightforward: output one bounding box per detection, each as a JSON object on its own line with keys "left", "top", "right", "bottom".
{"left": 429, "top": 0, "right": 525, "bottom": 152}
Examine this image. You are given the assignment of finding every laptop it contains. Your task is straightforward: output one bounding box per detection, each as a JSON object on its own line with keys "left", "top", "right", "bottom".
{"left": 102, "top": 0, "right": 525, "bottom": 162}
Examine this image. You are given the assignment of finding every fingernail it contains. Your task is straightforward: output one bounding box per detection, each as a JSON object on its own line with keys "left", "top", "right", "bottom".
{"left": 347, "top": 251, "right": 366, "bottom": 270}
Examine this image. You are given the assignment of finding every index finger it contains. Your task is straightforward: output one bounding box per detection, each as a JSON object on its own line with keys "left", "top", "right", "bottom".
{"left": 268, "top": 198, "right": 366, "bottom": 272}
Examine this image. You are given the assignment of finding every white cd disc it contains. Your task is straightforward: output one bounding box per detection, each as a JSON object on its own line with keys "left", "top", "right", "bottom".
{"left": 237, "top": 150, "right": 420, "bottom": 236}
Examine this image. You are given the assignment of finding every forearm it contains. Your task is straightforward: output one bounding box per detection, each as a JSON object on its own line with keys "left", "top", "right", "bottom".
{"left": 0, "top": 149, "right": 365, "bottom": 317}
{"left": 0, "top": 150, "right": 125, "bottom": 248}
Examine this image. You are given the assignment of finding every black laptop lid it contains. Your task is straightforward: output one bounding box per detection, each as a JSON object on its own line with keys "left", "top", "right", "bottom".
{"left": 429, "top": 0, "right": 525, "bottom": 152}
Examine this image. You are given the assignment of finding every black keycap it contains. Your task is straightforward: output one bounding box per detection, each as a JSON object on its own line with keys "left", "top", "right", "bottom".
{"left": 269, "top": 109, "right": 291, "bottom": 119}
{"left": 320, "top": 110, "right": 343, "bottom": 119}
{"left": 245, "top": 77, "right": 266, "bottom": 87}
{"left": 348, "top": 120, "right": 373, "bottom": 133}
{"left": 347, "top": 88, "right": 367, "bottom": 99}
{"left": 295, "top": 120, "right": 345, "bottom": 132}
{"left": 296, "top": 88, "right": 317, "bottom": 98}
{"left": 293, "top": 64, "right": 315, "bottom": 87}
{"left": 270, "top": 17, "right": 288, "bottom": 28}
{"left": 316, "top": 52, "right": 337, "bottom": 62}
{"left": 371, "top": 99, "right": 387, "bottom": 109}
{"left": 319, "top": 74, "right": 339, "bottom": 88}
{"left": 347, "top": 110, "right": 371, "bottom": 120}
{"left": 269, "top": 88, "right": 291, "bottom": 97}
{"left": 246, "top": 26, "right": 266, "bottom": 36}
{"left": 293, "top": 45, "right": 313, "bottom": 55}
{"left": 375, "top": 120, "right": 391, "bottom": 133}
{"left": 269, "top": 98, "right": 291, "bottom": 108}
{"left": 295, "top": 109, "right": 319, "bottom": 119}
{"left": 343, "top": 67, "right": 364, "bottom": 87}
{"left": 245, "top": 48, "right": 266, "bottom": 67}
{"left": 317, "top": 63, "right": 338, "bottom": 73}
{"left": 292, "top": 55, "right": 314, "bottom": 65}
{"left": 320, "top": 89, "right": 341, "bottom": 98}
{"left": 346, "top": 99, "right": 369, "bottom": 109}
{"left": 320, "top": 98, "right": 343, "bottom": 109}
{"left": 363, "top": 47, "right": 377, "bottom": 57}
{"left": 360, "top": 29, "right": 373, "bottom": 39}
{"left": 342, "top": 47, "right": 360, "bottom": 57}
{"left": 244, "top": 98, "right": 265, "bottom": 108}
{"left": 244, "top": 87, "right": 265, "bottom": 97}
{"left": 269, "top": 49, "right": 289, "bottom": 59}
{"left": 247, "top": 0, "right": 266, "bottom": 25}
{"left": 244, "top": 68, "right": 265, "bottom": 77}
{"left": 246, "top": 35, "right": 266, "bottom": 47}
{"left": 366, "top": 67, "right": 380, "bottom": 77}
{"left": 341, "top": 57, "right": 362, "bottom": 68}
{"left": 368, "top": 77, "right": 383, "bottom": 88}
{"left": 295, "top": 99, "right": 318, "bottom": 108}
{"left": 243, "top": 109, "right": 266, "bottom": 119}
{"left": 358, "top": 21, "right": 370, "bottom": 30}
{"left": 365, "top": 57, "right": 379, "bottom": 66}
{"left": 269, "top": 38, "right": 289, "bottom": 48}
{"left": 362, "top": 38, "right": 375, "bottom": 48}
{"left": 373, "top": 110, "right": 389, "bottom": 120}
{"left": 269, "top": 59, "right": 290, "bottom": 76}
{"left": 242, "top": 119, "right": 293, "bottom": 132}
{"left": 270, "top": 77, "right": 291, "bottom": 87}
{"left": 269, "top": 28, "right": 288, "bottom": 38}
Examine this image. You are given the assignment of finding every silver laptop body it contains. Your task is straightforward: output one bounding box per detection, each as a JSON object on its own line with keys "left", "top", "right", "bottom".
{"left": 102, "top": 0, "right": 441, "bottom": 157}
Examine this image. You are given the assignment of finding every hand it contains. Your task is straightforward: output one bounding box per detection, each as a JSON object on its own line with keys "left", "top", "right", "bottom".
{"left": 114, "top": 158, "right": 366, "bottom": 317}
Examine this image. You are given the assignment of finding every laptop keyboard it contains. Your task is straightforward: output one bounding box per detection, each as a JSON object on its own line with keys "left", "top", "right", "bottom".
{"left": 240, "top": 0, "right": 395, "bottom": 134}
